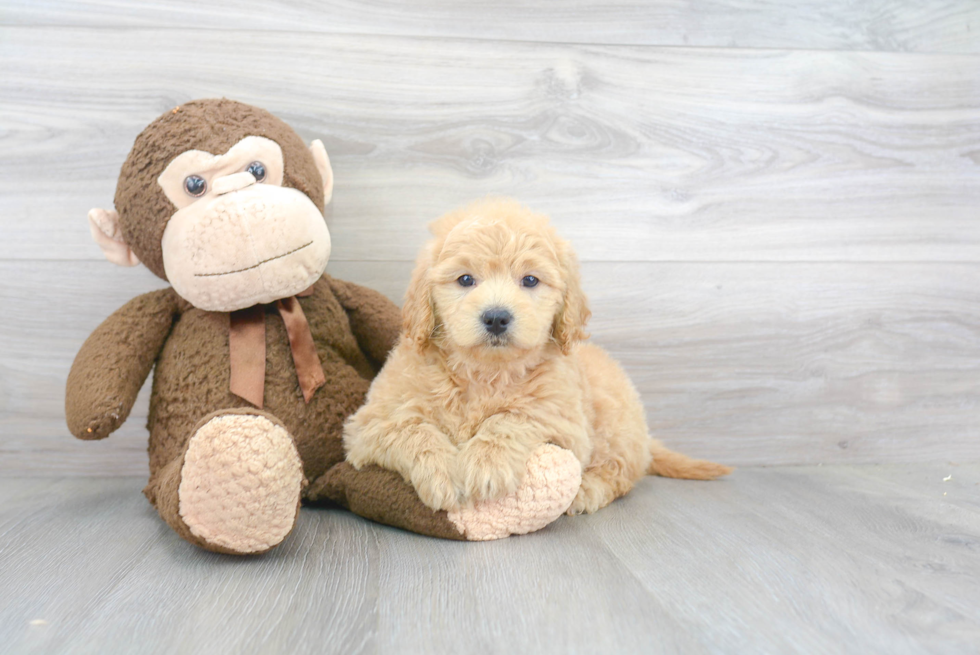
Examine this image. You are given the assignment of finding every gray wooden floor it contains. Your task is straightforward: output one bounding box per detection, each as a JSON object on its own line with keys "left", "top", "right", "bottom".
{"left": 2, "top": 464, "right": 978, "bottom": 655}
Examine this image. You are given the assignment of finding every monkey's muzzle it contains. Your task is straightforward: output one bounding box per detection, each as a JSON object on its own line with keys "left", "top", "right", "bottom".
{"left": 161, "top": 184, "right": 331, "bottom": 312}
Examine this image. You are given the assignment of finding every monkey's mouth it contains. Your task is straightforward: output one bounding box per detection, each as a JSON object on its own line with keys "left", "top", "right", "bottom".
{"left": 194, "top": 241, "right": 313, "bottom": 277}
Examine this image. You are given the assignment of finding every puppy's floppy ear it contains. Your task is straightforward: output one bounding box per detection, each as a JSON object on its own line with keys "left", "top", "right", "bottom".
{"left": 402, "top": 242, "right": 437, "bottom": 352}
{"left": 552, "top": 238, "right": 591, "bottom": 354}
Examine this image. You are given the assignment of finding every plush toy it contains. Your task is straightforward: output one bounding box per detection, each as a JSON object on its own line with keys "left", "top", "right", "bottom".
{"left": 66, "top": 99, "right": 582, "bottom": 554}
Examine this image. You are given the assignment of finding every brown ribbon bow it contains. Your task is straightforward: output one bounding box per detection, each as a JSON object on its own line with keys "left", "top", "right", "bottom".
{"left": 228, "top": 287, "right": 325, "bottom": 408}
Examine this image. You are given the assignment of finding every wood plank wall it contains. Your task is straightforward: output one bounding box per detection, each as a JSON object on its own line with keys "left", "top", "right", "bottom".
{"left": 1, "top": 1, "right": 979, "bottom": 474}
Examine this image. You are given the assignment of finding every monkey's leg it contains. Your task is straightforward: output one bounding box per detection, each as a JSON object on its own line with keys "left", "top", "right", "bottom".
{"left": 307, "top": 444, "right": 582, "bottom": 541}
{"left": 146, "top": 408, "right": 304, "bottom": 555}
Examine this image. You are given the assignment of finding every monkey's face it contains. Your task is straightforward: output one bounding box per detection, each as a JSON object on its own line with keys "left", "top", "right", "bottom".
{"left": 156, "top": 136, "right": 331, "bottom": 311}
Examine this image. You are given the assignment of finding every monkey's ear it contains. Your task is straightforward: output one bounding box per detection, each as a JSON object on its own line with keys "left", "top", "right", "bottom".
{"left": 309, "top": 139, "right": 334, "bottom": 206}
{"left": 87, "top": 208, "right": 140, "bottom": 267}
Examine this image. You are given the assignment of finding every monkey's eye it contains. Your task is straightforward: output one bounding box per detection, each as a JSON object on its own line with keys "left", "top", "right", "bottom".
{"left": 522, "top": 275, "right": 539, "bottom": 288}
{"left": 183, "top": 175, "right": 207, "bottom": 197}
{"left": 458, "top": 274, "right": 475, "bottom": 287}
{"left": 246, "top": 161, "right": 267, "bottom": 182}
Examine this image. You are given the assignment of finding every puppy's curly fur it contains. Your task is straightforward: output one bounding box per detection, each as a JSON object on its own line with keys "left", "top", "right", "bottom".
{"left": 344, "top": 198, "right": 731, "bottom": 514}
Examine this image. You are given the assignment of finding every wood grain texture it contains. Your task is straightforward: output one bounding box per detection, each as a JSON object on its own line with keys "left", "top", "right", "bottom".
{"left": 1, "top": 28, "right": 979, "bottom": 263}
{"left": 2, "top": 11, "right": 979, "bottom": 473}
{"left": 1, "top": 465, "right": 978, "bottom": 654}
{"left": 4, "top": 260, "right": 978, "bottom": 474}
{"left": 3, "top": 0, "right": 979, "bottom": 53}
{"left": 2, "top": 5, "right": 978, "bottom": 651}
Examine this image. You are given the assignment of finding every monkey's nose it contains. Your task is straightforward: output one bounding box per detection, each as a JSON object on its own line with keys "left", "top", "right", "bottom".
{"left": 481, "top": 308, "right": 512, "bottom": 336}
{"left": 212, "top": 171, "right": 257, "bottom": 196}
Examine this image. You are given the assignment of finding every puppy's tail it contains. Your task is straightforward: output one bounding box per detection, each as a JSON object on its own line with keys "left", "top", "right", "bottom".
{"left": 647, "top": 441, "right": 733, "bottom": 480}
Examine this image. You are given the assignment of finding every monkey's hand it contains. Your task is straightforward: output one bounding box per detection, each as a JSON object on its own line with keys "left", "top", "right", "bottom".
{"left": 66, "top": 288, "right": 180, "bottom": 440}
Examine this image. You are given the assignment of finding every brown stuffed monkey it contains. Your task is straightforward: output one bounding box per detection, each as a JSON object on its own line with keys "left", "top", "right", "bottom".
{"left": 66, "top": 99, "right": 581, "bottom": 554}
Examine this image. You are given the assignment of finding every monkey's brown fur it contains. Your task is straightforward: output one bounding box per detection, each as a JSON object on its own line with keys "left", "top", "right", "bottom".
{"left": 66, "top": 100, "right": 466, "bottom": 552}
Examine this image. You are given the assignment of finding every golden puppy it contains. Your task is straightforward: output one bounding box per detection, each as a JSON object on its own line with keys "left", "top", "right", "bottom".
{"left": 344, "top": 198, "right": 731, "bottom": 515}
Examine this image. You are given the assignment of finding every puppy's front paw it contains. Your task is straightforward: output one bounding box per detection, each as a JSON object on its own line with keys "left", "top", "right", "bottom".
{"left": 457, "top": 438, "right": 528, "bottom": 502}
{"left": 448, "top": 444, "right": 582, "bottom": 541}
{"left": 410, "top": 451, "right": 462, "bottom": 512}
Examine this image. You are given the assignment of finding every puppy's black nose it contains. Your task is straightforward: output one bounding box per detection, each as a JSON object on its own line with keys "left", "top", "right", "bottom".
{"left": 482, "top": 308, "right": 512, "bottom": 336}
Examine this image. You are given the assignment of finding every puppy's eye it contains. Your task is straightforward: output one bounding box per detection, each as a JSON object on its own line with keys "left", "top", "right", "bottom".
{"left": 183, "top": 175, "right": 207, "bottom": 197}
{"left": 245, "top": 161, "right": 267, "bottom": 182}
{"left": 458, "top": 274, "right": 475, "bottom": 287}
{"left": 521, "top": 275, "right": 539, "bottom": 288}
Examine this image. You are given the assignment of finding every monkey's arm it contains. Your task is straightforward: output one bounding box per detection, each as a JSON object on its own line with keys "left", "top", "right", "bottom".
{"left": 325, "top": 275, "right": 401, "bottom": 366}
{"left": 66, "top": 288, "right": 181, "bottom": 440}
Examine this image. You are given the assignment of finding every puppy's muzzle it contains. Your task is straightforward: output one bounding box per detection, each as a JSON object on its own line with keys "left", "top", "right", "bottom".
{"left": 481, "top": 308, "right": 512, "bottom": 337}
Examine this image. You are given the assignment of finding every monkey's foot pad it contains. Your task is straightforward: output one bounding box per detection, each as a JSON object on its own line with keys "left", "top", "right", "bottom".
{"left": 448, "top": 444, "right": 582, "bottom": 541}
{"left": 178, "top": 414, "right": 303, "bottom": 554}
